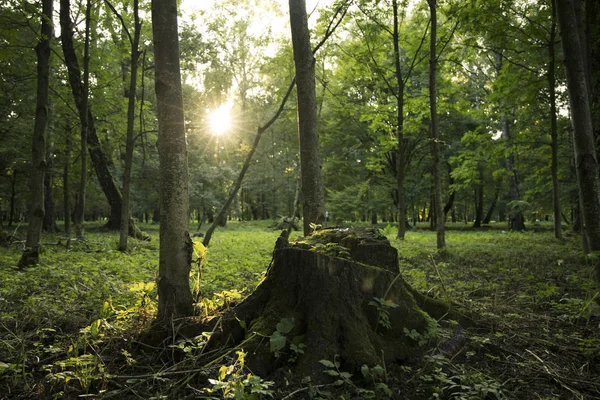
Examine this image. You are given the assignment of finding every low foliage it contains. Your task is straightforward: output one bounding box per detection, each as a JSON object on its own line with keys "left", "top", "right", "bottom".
{"left": 0, "top": 220, "right": 598, "bottom": 399}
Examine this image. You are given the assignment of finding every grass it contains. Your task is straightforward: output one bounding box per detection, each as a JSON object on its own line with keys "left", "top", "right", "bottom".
{"left": 0, "top": 220, "right": 598, "bottom": 399}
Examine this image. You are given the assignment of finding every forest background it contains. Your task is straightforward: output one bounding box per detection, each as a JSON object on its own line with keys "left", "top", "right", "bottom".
{"left": 1, "top": 0, "right": 600, "bottom": 398}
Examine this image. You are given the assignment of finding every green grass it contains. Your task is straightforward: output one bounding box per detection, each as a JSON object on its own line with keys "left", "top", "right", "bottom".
{"left": 0, "top": 220, "right": 598, "bottom": 399}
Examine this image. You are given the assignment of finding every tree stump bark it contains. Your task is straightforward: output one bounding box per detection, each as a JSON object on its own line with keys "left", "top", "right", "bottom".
{"left": 201, "top": 228, "right": 457, "bottom": 382}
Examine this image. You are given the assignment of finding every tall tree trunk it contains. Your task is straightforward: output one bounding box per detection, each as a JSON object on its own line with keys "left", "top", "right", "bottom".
{"left": 586, "top": 0, "right": 600, "bottom": 155}
{"left": 428, "top": 0, "right": 445, "bottom": 249}
{"left": 63, "top": 132, "right": 71, "bottom": 236}
{"left": 152, "top": 0, "right": 194, "bottom": 322}
{"left": 549, "top": 1, "right": 562, "bottom": 240}
{"left": 556, "top": 0, "right": 600, "bottom": 291}
{"left": 19, "top": 0, "right": 53, "bottom": 267}
{"left": 393, "top": 0, "right": 408, "bottom": 240}
{"left": 495, "top": 52, "right": 525, "bottom": 231}
{"left": 73, "top": 0, "right": 91, "bottom": 239}
{"left": 118, "top": 0, "right": 141, "bottom": 252}
{"left": 60, "top": 0, "right": 124, "bottom": 232}
{"left": 289, "top": 0, "right": 325, "bottom": 236}
{"left": 43, "top": 112, "right": 58, "bottom": 233}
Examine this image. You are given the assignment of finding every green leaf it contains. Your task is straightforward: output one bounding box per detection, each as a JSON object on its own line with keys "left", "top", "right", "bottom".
{"left": 276, "top": 318, "right": 295, "bottom": 334}
{"left": 270, "top": 331, "right": 286, "bottom": 353}
{"left": 361, "top": 364, "right": 370, "bottom": 378}
{"left": 319, "top": 359, "right": 336, "bottom": 368}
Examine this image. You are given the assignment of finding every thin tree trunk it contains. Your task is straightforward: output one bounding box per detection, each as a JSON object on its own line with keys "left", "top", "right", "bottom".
{"left": 287, "top": 179, "right": 301, "bottom": 235}
{"left": 63, "top": 132, "right": 71, "bottom": 236}
{"left": 473, "top": 182, "right": 484, "bottom": 228}
{"left": 60, "top": 0, "right": 124, "bottom": 232}
{"left": 19, "top": 0, "right": 53, "bottom": 267}
{"left": 443, "top": 162, "right": 455, "bottom": 216}
{"left": 9, "top": 172, "right": 17, "bottom": 227}
{"left": 428, "top": 0, "right": 445, "bottom": 249}
{"left": 118, "top": 0, "right": 141, "bottom": 252}
{"left": 152, "top": 0, "right": 194, "bottom": 321}
{"left": 549, "top": 2, "right": 562, "bottom": 240}
{"left": 556, "top": 0, "right": 600, "bottom": 290}
{"left": 73, "top": 0, "right": 91, "bottom": 239}
{"left": 203, "top": 80, "right": 296, "bottom": 247}
{"left": 482, "top": 188, "right": 499, "bottom": 224}
{"left": 392, "top": 0, "right": 408, "bottom": 240}
{"left": 289, "top": 0, "right": 326, "bottom": 236}
{"left": 43, "top": 110, "right": 58, "bottom": 233}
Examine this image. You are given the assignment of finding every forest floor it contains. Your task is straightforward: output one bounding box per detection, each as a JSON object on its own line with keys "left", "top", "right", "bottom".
{"left": 0, "top": 220, "right": 598, "bottom": 399}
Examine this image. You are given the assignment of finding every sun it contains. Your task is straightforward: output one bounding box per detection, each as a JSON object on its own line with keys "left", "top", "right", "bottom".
{"left": 209, "top": 104, "right": 232, "bottom": 136}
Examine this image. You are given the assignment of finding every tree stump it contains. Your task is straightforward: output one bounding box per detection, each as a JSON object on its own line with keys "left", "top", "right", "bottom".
{"left": 202, "top": 228, "right": 455, "bottom": 382}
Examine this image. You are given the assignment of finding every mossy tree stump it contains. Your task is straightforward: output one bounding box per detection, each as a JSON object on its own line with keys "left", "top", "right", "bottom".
{"left": 205, "top": 228, "right": 447, "bottom": 381}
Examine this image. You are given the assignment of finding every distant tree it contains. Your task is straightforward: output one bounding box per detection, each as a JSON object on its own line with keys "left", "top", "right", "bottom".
{"left": 18, "top": 0, "right": 53, "bottom": 267}
{"left": 556, "top": 0, "right": 600, "bottom": 291}
{"left": 104, "top": 0, "right": 143, "bottom": 252}
{"left": 152, "top": 0, "right": 194, "bottom": 321}
{"left": 289, "top": 0, "right": 326, "bottom": 235}
{"left": 427, "top": 0, "right": 445, "bottom": 249}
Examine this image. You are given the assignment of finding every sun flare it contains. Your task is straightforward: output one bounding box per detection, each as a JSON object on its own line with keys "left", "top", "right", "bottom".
{"left": 209, "top": 104, "right": 232, "bottom": 136}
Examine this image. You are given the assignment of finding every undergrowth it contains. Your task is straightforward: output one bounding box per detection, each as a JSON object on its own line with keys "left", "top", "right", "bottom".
{"left": 0, "top": 220, "right": 598, "bottom": 399}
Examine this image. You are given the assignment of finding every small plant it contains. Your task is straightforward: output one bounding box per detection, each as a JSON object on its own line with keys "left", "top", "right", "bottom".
{"left": 369, "top": 297, "right": 398, "bottom": 330}
{"left": 269, "top": 317, "right": 305, "bottom": 362}
{"left": 361, "top": 364, "right": 392, "bottom": 397}
{"left": 208, "top": 350, "right": 274, "bottom": 399}
{"left": 319, "top": 355, "right": 353, "bottom": 385}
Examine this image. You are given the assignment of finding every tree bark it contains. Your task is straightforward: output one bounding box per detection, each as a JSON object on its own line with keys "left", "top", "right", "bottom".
{"left": 118, "top": 0, "right": 141, "bottom": 252}
{"left": 289, "top": 0, "right": 325, "bottom": 236}
{"left": 392, "top": 0, "right": 409, "bottom": 240}
{"left": 473, "top": 181, "right": 484, "bottom": 228}
{"left": 19, "top": 0, "right": 53, "bottom": 268}
{"left": 63, "top": 132, "right": 71, "bottom": 236}
{"left": 428, "top": 0, "right": 445, "bottom": 249}
{"left": 548, "top": 2, "right": 562, "bottom": 240}
{"left": 43, "top": 113, "right": 58, "bottom": 233}
{"left": 152, "top": 0, "right": 194, "bottom": 322}
{"left": 482, "top": 188, "right": 499, "bottom": 224}
{"left": 73, "top": 0, "right": 91, "bottom": 239}
{"left": 60, "top": 0, "right": 123, "bottom": 231}
{"left": 556, "top": 0, "right": 600, "bottom": 290}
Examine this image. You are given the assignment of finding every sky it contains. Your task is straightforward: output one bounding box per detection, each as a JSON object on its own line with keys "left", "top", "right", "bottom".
{"left": 180, "top": 0, "right": 333, "bottom": 35}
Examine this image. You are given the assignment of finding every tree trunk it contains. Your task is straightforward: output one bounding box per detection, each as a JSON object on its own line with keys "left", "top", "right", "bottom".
{"left": 19, "top": 0, "right": 53, "bottom": 268}
{"left": 8, "top": 172, "right": 16, "bottom": 227}
{"left": 443, "top": 163, "right": 455, "bottom": 217}
{"left": 473, "top": 183, "right": 484, "bottom": 228}
{"left": 73, "top": 0, "right": 91, "bottom": 239}
{"left": 118, "top": 0, "right": 141, "bottom": 252}
{"left": 585, "top": 0, "right": 599, "bottom": 153}
{"left": 556, "top": 0, "right": 600, "bottom": 290}
{"left": 63, "top": 132, "right": 71, "bottom": 236}
{"left": 549, "top": 2, "right": 563, "bottom": 240}
{"left": 43, "top": 116, "right": 58, "bottom": 233}
{"left": 289, "top": 0, "right": 325, "bottom": 236}
{"left": 393, "top": 0, "right": 408, "bottom": 240}
{"left": 428, "top": 0, "right": 445, "bottom": 249}
{"left": 482, "top": 188, "right": 499, "bottom": 224}
{"left": 60, "top": 0, "right": 120, "bottom": 232}
{"left": 152, "top": 0, "right": 194, "bottom": 322}
{"left": 495, "top": 51, "right": 525, "bottom": 232}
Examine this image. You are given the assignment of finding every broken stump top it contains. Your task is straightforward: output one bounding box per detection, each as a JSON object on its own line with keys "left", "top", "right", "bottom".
{"left": 292, "top": 227, "right": 399, "bottom": 273}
